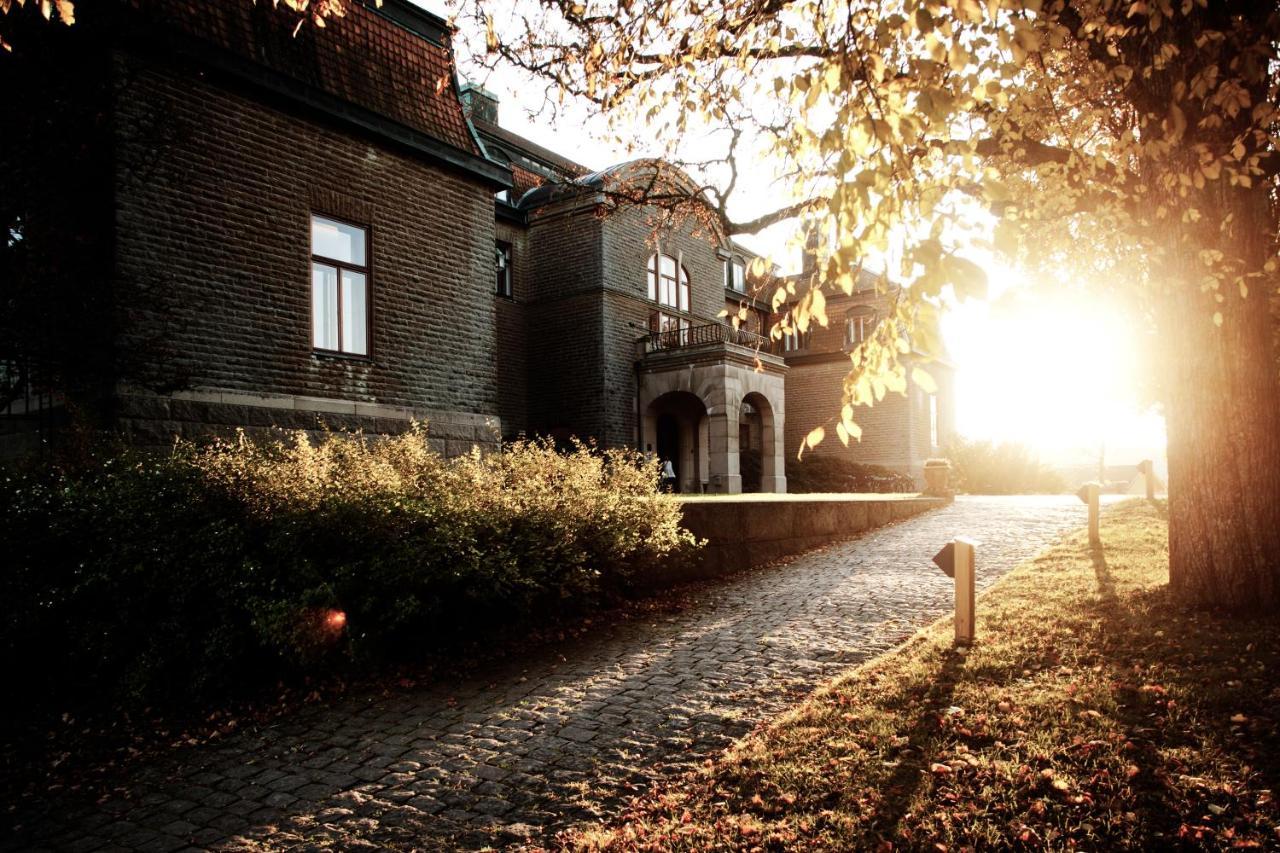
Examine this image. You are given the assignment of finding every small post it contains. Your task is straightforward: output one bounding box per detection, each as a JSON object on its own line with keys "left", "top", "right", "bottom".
{"left": 932, "top": 537, "right": 978, "bottom": 645}
{"left": 1138, "top": 459, "right": 1155, "bottom": 500}
{"left": 1077, "top": 482, "right": 1101, "bottom": 545}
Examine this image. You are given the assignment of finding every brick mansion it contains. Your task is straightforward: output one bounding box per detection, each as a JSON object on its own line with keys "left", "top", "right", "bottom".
{"left": 0, "top": 0, "right": 953, "bottom": 492}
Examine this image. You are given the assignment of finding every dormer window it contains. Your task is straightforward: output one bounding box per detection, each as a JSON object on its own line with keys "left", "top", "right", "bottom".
{"left": 726, "top": 258, "right": 746, "bottom": 292}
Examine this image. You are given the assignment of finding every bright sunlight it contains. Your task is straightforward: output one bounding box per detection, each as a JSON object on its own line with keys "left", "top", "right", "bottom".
{"left": 941, "top": 267, "right": 1167, "bottom": 469}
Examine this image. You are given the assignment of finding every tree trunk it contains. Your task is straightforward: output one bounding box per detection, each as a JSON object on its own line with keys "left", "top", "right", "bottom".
{"left": 1161, "top": 185, "right": 1280, "bottom": 611}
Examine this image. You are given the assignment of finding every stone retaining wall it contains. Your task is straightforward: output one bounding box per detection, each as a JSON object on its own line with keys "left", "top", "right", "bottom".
{"left": 116, "top": 389, "right": 501, "bottom": 456}
{"left": 669, "top": 495, "right": 945, "bottom": 580}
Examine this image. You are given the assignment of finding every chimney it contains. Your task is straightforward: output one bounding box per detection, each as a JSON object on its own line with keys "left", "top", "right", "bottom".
{"left": 460, "top": 82, "right": 499, "bottom": 125}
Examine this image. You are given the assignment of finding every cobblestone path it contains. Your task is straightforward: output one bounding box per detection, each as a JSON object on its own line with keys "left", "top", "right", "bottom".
{"left": 7, "top": 496, "right": 1101, "bottom": 852}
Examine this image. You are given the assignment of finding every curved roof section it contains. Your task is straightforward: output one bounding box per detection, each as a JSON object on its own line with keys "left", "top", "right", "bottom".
{"left": 516, "top": 158, "right": 719, "bottom": 223}
{"left": 517, "top": 161, "right": 630, "bottom": 210}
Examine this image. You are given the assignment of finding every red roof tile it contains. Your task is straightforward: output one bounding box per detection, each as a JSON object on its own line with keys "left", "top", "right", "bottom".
{"left": 510, "top": 164, "right": 545, "bottom": 197}
{"left": 132, "top": 0, "right": 480, "bottom": 156}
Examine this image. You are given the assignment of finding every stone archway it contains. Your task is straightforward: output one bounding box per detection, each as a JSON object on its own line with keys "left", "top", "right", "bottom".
{"left": 637, "top": 354, "right": 786, "bottom": 495}
{"left": 642, "top": 391, "right": 708, "bottom": 493}
{"left": 740, "top": 391, "right": 784, "bottom": 493}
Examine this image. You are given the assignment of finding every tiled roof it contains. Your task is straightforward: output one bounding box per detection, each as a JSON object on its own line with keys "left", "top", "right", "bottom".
{"left": 132, "top": 0, "right": 481, "bottom": 156}
{"left": 510, "top": 164, "right": 545, "bottom": 198}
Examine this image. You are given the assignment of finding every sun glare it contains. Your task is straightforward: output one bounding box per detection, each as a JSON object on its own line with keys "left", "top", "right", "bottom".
{"left": 941, "top": 268, "right": 1167, "bottom": 468}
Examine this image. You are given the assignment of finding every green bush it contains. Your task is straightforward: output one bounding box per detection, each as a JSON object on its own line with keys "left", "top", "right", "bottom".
{"left": 945, "top": 438, "right": 1067, "bottom": 494}
{"left": 0, "top": 428, "right": 696, "bottom": 721}
{"left": 785, "top": 454, "right": 916, "bottom": 493}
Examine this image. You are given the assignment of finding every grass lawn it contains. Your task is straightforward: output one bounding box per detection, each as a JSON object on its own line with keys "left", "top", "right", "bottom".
{"left": 569, "top": 499, "right": 1280, "bottom": 850}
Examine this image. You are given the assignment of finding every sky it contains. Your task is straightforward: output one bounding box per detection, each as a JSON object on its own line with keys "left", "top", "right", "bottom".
{"left": 418, "top": 0, "right": 1167, "bottom": 469}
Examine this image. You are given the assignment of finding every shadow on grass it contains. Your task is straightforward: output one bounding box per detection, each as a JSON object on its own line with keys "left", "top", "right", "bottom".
{"left": 872, "top": 647, "right": 967, "bottom": 841}
{"left": 1084, "top": 562, "right": 1280, "bottom": 841}
{"left": 1090, "top": 543, "right": 1117, "bottom": 603}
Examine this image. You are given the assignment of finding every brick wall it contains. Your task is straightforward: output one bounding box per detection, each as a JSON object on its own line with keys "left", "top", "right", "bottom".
{"left": 494, "top": 219, "right": 529, "bottom": 436}
{"left": 784, "top": 357, "right": 919, "bottom": 469}
{"left": 523, "top": 205, "right": 605, "bottom": 439}
{"left": 599, "top": 204, "right": 734, "bottom": 447}
{"left": 782, "top": 286, "right": 955, "bottom": 476}
{"left": 111, "top": 46, "right": 501, "bottom": 445}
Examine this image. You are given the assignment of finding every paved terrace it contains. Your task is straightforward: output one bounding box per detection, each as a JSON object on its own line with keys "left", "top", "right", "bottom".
{"left": 7, "top": 496, "right": 1102, "bottom": 852}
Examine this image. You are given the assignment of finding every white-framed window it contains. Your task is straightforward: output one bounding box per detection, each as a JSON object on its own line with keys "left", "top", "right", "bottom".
{"left": 311, "top": 214, "right": 369, "bottom": 356}
{"left": 844, "top": 307, "right": 877, "bottom": 349}
{"left": 650, "top": 310, "right": 691, "bottom": 346}
{"left": 495, "top": 241, "right": 512, "bottom": 297}
{"left": 929, "top": 393, "right": 940, "bottom": 447}
{"left": 647, "top": 253, "right": 690, "bottom": 311}
{"left": 726, "top": 258, "right": 746, "bottom": 292}
{"left": 782, "top": 327, "right": 810, "bottom": 352}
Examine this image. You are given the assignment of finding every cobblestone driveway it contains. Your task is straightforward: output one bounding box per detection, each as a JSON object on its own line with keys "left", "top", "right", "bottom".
{"left": 7, "top": 496, "right": 1100, "bottom": 852}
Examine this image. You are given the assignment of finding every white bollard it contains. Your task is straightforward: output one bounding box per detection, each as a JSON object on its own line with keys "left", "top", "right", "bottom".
{"left": 1138, "top": 460, "right": 1155, "bottom": 501}
{"left": 1077, "top": 482, "right": 1101, "bottom": 546}
{"left": 932, "top": 537, "right": 978, "bottom": 645}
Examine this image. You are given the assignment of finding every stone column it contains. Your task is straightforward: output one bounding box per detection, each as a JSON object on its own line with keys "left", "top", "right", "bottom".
{"left": 706, "top": 407, "right": 741, "bottom": 494}
{"left": 760, "top": 407, "right": 788, "bottom": 494}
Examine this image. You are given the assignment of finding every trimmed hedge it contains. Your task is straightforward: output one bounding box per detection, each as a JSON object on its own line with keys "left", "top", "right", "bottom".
{"left": 945, "top": 438, "right": 1067, "bottom": 494}
{"left": 785, "top": 454, "right": 916, "bottom": 493}
{"left": 1, "top": 428, "right": 697, "bottom": 720}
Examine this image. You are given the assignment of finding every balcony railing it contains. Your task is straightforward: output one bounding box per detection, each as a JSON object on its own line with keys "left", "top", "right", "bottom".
{"left": 641, "top": 322, "right": 777, "bottom": 355}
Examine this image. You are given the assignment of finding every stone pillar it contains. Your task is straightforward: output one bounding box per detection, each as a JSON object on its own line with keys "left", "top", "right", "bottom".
{"left": 706, "top": 408, "right": 741, "bottom": 494}
{"left": 760, "top": 408, "right": 788, "bottom": 494}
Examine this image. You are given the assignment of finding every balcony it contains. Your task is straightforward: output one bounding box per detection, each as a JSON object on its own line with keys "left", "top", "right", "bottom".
{"left": 636, "top": 322, "right": 787, "bottom": 374}
{"left": 640, "top": 322, "right": 778, "bottom": 354}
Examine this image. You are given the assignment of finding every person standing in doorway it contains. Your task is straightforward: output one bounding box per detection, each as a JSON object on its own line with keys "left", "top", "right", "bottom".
{"left": 661, "top": 456, "right": 677, "bottom": 493}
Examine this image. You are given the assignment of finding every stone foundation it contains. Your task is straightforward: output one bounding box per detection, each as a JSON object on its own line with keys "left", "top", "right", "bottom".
{"left": 660, "top": 494, "right": 945, "bottom": 581}
{"left": 116, "top": 389, "right": 501, "bottom": 456}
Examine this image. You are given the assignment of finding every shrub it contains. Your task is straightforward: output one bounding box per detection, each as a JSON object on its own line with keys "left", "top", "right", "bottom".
{"left": 0, "top": 427, "right": 697, "bottom": 723}
{"left": 945, "top": 438, "right": 1067, "bottom": 494}
{"left": 785, "top": 454, "right": 916, "bottom": 493}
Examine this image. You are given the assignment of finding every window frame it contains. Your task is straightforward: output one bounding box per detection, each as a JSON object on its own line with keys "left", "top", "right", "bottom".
{"left": 310, "top": 213, "right": 373, "bottom": 359}
{"left": 929, "top": 393, "right": 940, "bottom": 447}
{"left": 647, "top": 252, "right": 691, "bottom": 313}
{"left": 844, "top": 307, "right": 877, "bottom": 349}
{"left": 649, "top": 310, "right": 691, "bottom": 347}
{"left": 782, "top": 327, "right": 810, "bottom": 352}
{"left": 495, "top": 240, "right": 513, "bottom": 298}
{"left": 728, "top": 258, "right": 747, "bottom": 293}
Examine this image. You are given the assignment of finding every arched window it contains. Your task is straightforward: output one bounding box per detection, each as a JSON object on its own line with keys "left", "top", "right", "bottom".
{"left": 844, "top": 305, "right": 877, "bottom": 349}
{"left": 647, "top": 253, "right": 690, "bottom": 311}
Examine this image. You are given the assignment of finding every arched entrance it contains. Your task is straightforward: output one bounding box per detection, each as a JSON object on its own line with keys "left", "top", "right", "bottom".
{"left": 643, "top": 391, "right": 708, "bottom": 493}
{"left": 739, "top": 400, "right": 764, "bottom": 492}
{"left": 740, "top": 391, "right": 781, "bottom": 493}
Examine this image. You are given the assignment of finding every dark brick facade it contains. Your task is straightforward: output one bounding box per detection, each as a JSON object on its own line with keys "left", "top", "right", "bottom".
{"left": 781, "top": 284, "right": 956, "bottom": 478}
{"left": 5, "top": 0, "right": 510, "bottom": 453}
{"left": 5, "top": 0, "right": 950, "bottom": 481}
{"left": 114, "top": 46, "right": 500, "bottom": 409}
